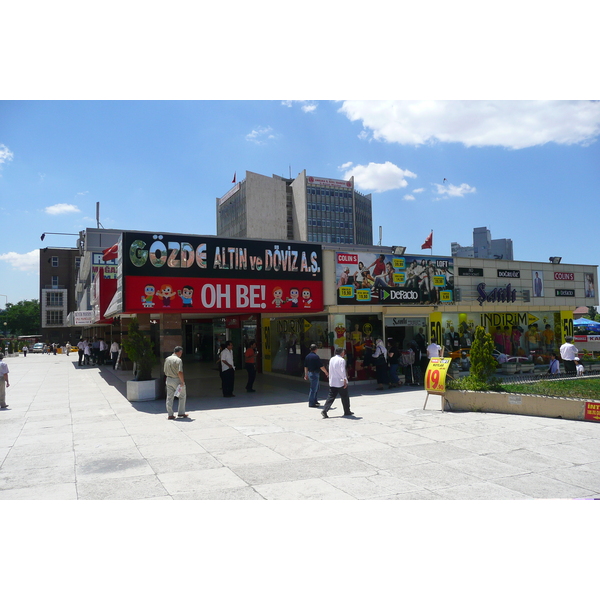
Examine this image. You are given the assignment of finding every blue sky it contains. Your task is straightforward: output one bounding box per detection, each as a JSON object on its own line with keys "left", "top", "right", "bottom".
{"left": 1, "top": 99, "right": 600, "bottom": 306}
{"left": 1, "top": 5, "right": 599, "bottom": 309}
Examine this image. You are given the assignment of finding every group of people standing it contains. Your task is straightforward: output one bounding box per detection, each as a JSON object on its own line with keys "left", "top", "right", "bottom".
{"left": 77, "top": 337, "right": 120, "bottom": 368}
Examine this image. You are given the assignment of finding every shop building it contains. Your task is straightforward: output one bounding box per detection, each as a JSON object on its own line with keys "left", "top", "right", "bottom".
{"left": 216, "top": 170, "right": 373, "bottom": 246}
{"left": 39, "top": 246, "right": 81, "bottom": 345}
{"left": 75, "top": 227, "right": 598, "bottom": 383}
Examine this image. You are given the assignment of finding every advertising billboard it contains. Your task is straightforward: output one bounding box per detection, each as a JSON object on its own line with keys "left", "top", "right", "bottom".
{"left": 122, "top": 232, "right": 324, "bottom": 313}
{"left": 335, "top": 251, "right": 454, "bottom": 305}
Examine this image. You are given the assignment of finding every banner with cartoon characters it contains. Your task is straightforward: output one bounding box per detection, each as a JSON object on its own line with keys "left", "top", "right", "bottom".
{"left": 335, "top": 251, "right": 454, "bottom": 305}
{"left": 122, "top": 232, "right": 324, "bottom": 313}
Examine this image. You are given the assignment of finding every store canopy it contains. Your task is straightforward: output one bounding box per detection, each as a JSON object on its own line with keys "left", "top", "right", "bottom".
{"left": 574, "top": 318, "right": 600, "bottom": 332}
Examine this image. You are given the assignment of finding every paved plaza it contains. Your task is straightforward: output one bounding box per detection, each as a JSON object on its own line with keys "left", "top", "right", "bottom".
{"left": 1, "top": 353, "right": 600, "bottom": 500}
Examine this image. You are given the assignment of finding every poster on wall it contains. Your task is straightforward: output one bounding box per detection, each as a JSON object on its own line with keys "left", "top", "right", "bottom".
{"left": 585, "top": 272, "right": 596, "bottom": 298}
{"left": 122, "top": 232, "right": 324, "bottom": 313}
{"left": 532, "top": 270, "right": 544, "bottom": 297}
{"left": 335, "top": 251, "right": 454, "bottom": 305}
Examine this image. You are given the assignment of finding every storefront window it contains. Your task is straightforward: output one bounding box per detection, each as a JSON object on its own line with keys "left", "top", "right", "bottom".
{"left": 269, "top": 317, "right": 329, "bottom": 376}
{"left": 445, "top": 311, "right": 562, "bottom": 363}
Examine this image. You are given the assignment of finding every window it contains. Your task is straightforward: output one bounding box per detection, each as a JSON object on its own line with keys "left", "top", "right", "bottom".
{"left": 75, "top": 257, "right": 81, "bottom": 269}
{"left": 51, "top": 276, "right": 59, "bottom": 288}
{"left": 51, "top": 256, "right": 59, "bottom": 267}
{"left": 46, "top": 292, "right": 63, "bottom": 307}
{"left": 46, "top": 311, "right": 63, "bottom": 326}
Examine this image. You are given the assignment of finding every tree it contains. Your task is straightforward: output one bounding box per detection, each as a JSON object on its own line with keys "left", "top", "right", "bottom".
{"left": 587, "top": 306, "right": 599, "bottom": 321}
{"left": 1, "top": 300, "right": 40, "bottom": 335}
{"left": 469, "top": 326, "right": 498, "bottom": 383}
{"left": 122, "top": 317, "right": 157, "bottom": 381}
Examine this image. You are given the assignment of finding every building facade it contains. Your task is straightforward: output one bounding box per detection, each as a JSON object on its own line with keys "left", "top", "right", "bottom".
{"left": 39, "top": 247, "right": 80, "bottom": 344}
{"left": 452, "top": 226, "right": 514, "bottom": 260}
{"left": 217, "top": 170, "right": 373, "bottom": 246}
{"left": 72, "top": 227, "right": 598, "bottom": 385}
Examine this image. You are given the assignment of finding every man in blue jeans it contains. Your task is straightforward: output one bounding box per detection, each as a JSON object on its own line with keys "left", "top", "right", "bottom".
{"left": 303, "top": 344, "right": 329, "bottom": 408}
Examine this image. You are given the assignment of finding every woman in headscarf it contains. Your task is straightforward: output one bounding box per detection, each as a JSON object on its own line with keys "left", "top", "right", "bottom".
{"left": 372, "top": 338, "right": 389, "bottom": 390}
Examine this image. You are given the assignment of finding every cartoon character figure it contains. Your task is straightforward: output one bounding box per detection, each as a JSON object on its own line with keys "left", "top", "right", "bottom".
{"left": 302, "top": 288, "right": 312, "bottom": 308}
{"left": 287, "top": 287, "right": 300, "bottom": 307}
{"left": 156, "top": 283, "right": 176, "bottom": 307}
{"left": 272, "top": 286, "right": 285, "bottom": 308}
{"left": 334, "top": 324, "right": 346, "bottom": 348}
{"left": 141, "top": 284, "right": 156, "bottom": 308}
{"left": 178, "top": 285, "right": 194, "bottom": 308}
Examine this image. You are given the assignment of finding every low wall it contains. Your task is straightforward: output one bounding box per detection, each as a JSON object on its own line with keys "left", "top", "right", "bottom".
{"left": 445, "top": 389, "right": 600, "bottom": 423}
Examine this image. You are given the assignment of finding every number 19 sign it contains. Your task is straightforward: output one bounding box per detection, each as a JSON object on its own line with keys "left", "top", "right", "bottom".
{"left": 423, "top": 357, "right": 452, "bottom": 410}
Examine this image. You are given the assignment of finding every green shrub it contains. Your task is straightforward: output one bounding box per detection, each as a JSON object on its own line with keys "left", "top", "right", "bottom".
{"left": 469, "top": 326, "right": 497, "bottom": 382}
{"left": 122, "top": 318, "right": 157, "bottom": 381}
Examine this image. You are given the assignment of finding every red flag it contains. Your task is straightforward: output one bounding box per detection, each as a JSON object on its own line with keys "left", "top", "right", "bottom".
{"left": 102, "top": 244, "right": 118, "bottom": 262}
{"left": 232, "top": 172, "right": 236, "bottom": 184}
{"left": 421, "top": 231, "right": 433, "bottom": 250}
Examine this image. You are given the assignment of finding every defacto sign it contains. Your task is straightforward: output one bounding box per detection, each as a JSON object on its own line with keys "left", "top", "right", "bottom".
{"left": 554, "top": 272, "right": 575, "bottom": 281}
{"left": 555, "top": 289, "right": 575, "bottom": 297}
{"left": 122, "top": 232, "right": 323, "bottom": 313}
{"left": 335, "top": 252, "right": 454, "bottom": 305}
{"left": 497, "top": 270, "right": 520, "bottom": 278}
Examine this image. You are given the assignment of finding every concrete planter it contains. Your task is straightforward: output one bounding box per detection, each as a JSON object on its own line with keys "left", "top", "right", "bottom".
{"left": 127, "top": 379, "right": 160, "bottom": 402}
{"left": 501, "top": 363, "right": 518, "bottom": 375}
{"left": 445, "top": 389, "right": 599, "bottom": 423}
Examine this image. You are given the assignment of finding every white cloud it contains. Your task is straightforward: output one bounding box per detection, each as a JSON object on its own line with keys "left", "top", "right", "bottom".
{"left": 403, "top": 195, "right": 415, "bottom": 201}
{"left": 245, "top": 126, "right": 276, "bottom": 144}
{"left": 0, "top": 144, "right": 14, "bottom": 172}
{"left": 413, "top": 188, "right": 425, "bottom": 193}
{"left": 338, "top": 101, "right": 600, "bottom": 149}
{"left": 282, "top": 101, "right": 318, "bottom": 113}
{"left": 76, "top": 191, "right": 89, "bottom": 196}
{"left": 340, "top": 161, "right": 417, "bottom": 193}
{"left": 434, "top": 182, "right": 477, "bottom": 197}
{"left": 301, "top": 103, "right": 317, "bottom": 113}
{"left": 0, "top": 250, "right": 39, "bottom": 272}
{"left": 45, "top": 203, "right": 81, "bottom": 215}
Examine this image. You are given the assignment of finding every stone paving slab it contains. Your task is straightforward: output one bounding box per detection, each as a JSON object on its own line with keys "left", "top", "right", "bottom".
{"left": 1, "top": 353, "right": 600, "bottom": 500}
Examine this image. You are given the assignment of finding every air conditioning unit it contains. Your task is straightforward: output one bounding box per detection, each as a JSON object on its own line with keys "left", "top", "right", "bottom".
{"left": 522, "top": 290, "right": 530, "bottom": 302}
{"left": 454, "top": 288, "right": 461, "bottom": 302}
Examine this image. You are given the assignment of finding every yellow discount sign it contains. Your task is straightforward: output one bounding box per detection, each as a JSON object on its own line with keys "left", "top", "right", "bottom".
{"left": 425, "top": 358, "right": 451, "bottom": 393}
{"left": 423, "top": 358, "right": 452, "bottom": 411}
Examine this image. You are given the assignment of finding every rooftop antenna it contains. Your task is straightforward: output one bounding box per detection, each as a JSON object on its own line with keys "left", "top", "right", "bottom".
{"left": 289, "top": 165, "right": 292, "bottom": 179}
{"left": 378, "top": 225, "right": 382, "bottom": 246}
{"left": 96, "top": 202, "right": 104, "bottom": 228}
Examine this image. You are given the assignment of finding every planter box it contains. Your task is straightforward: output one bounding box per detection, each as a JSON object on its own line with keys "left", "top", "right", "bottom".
{"left": 501, "top": 363, "right": 518, "bottom": 375}
{"left": 446, "top": 389, "right": 599, "bottom": 423}
{"left": 127, "top": 379, "right": 160, "bottom": 402}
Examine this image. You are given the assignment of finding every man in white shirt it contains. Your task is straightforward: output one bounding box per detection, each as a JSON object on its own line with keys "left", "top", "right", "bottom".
{"left": 220, "top": 340, "right": 236, "bottom": 398}
{"left": 0, "top": 353, "right": 10, "bottom": 409}
{"left": 559, "top": 336, "right": 578, "bottom": 377}
{"left": 110, "top": 340, "right": 120, "bottom": 369}
{"left": 164, "top": 346, "right": 187, "bottom": 419}
{"left": 321, "top": 347, "right": 354, "bottom": 418}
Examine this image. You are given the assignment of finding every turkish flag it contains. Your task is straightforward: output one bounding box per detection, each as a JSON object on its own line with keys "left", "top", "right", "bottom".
{"left": 102, "top": 244, "right": 119, "bottom": 262}
{"left": 232, "top": 172, "right": 236, "bottom": 184}
{"left": 421, "top": 231, "right": 433, "bottom": 250}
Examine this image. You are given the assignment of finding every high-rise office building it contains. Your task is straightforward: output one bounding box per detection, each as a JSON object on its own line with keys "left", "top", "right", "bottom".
{"left": 216, "top": 170, "right": 373, "bottom": 245}
{"left": 451, "top": 226, "right": 513, "bottom": 260}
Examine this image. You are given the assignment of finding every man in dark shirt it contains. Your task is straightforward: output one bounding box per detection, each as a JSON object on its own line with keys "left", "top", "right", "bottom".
{"left": 303, "top": 344, "right": 329, "bottom": 408}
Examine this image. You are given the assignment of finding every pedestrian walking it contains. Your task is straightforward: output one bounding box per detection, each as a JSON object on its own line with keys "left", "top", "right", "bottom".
{"left": 244, "top": 340, "right": 258, "bottom": 393}
{"left": 110, "top": 340, "right": 119, "bottom": 369}
{"left": 84, "top": 341, "right": 92, "bottom": 365}
{"left": 164, "top": 346, "right": 187, "bottom": 419}
{"left": 387, "top": 338, "right": 400, "bottom": 388}
{"left": 373, "top": 338, "right": 388, "bottom": 390}
{"left": 77, "top": 339, "right": 86, "bottom": 366}
{"left": 98, "top": 338, "right": 107, "bottom": 365}
{"left": 0, "top": 353, "right": 9, "bottom": 409}
{"left": 220, "top": 340, "right": 236, "bottom": 397}
{"left": 52, "top": 342, "right": 57, "bottom": 356}
{"left": 22, "top": 345, "right": 28, "bottom": 357}
{"left": 559, "top": 336, "right": 578, "bottom": 377}
{"left": 426, "top": 336, "right": 442, "bottom": 372}
{"left": 303, "top": 343, "right": 329, "bottom": 407}
{"left": 65, "top": 342, "right": 71, "bottom": 356}
{"left": 321, "top": 347, "right": 354, "bottom": 418}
